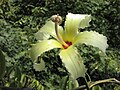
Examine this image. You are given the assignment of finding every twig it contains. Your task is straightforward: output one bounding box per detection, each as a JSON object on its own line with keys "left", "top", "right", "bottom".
{"left": 73, "top": 78, "right": 120, "bottom": 90}
{"left": 89, "top": 78, "right": 120, "bottom": 88}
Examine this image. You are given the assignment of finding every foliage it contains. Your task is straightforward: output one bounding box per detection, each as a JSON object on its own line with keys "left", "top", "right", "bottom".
{"left": 0, "top": 50, "right": 6, "bottom": 79}
{"left": 76, "top": 44, "right": 120, "bottom": 89}
{"left": 0, "top": 0, "right": 120, "bottom": 90}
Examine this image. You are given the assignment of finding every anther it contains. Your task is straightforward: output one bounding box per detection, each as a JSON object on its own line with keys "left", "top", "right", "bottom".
{"left": 51, "top": 15, "right": 62, "bottom": 24}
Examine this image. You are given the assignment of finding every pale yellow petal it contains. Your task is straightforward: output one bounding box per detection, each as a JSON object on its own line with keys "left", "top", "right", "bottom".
{"left": 29, "top": 39, "right": 63, "bottom": 62}
{"left": 35, "top": 21, "right": 63, "bottom": 40}
{"left": 73, "top": 31, "right": 108, "bottom": 52}
{"left": 59, "top": 46, "right": 86, "bottom": 79}
{"left": 64, "top": 13, "right": 91, "bottom": 41}
{"left": 33, "top": 58, "right": 45, "bottom": 71}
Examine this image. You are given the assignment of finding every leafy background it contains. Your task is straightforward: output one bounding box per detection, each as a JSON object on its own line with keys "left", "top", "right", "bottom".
{"left": 0, "top": 0, "right": 120, "bottom": 90}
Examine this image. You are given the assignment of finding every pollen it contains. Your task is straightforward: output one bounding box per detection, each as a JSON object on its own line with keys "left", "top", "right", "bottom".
{"left": 63, "top": 41, "right": 72, "bottom": 49}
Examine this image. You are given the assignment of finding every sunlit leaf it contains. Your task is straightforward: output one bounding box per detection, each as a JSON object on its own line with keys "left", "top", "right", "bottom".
{"left": 20, "top": 74, "right": 27, "bottom": 87}
{"left": 0, "top": 0, "right": 3, "bottom": 5}
{"left": 15, "top": 66, "right": 22, "bottom": 81}
{"left": 114, "top": 85, "right": 120, "bottom": 90}
{"left": 92, "top": 85, "right": 102, "bottom": 90}
{"left": 0, "top": 50, "right": 6, "bottom": 79}
{"left": 59, "top": 76, "right": 69, "bottom": 90}
{"left": 59, "top": 76, "right": 78, "bottom": 90}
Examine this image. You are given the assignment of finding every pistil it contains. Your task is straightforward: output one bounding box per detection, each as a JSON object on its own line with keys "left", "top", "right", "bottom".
{"left": 63, "top": 41, "right": 72, "bottom": 49}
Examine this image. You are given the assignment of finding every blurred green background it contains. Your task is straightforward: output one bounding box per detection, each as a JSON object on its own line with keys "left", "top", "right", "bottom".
{"left": 0, "top": 0, "right": 120, "bottom": 90}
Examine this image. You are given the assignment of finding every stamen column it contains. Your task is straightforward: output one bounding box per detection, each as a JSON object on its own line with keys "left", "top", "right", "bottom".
{"left": 51, "top": 15, "right": 68, "bottom": 47}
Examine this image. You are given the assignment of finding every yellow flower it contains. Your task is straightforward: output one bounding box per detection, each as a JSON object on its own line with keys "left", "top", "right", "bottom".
{"left": 29, "top": 13, "right": 108, "bottom": 80}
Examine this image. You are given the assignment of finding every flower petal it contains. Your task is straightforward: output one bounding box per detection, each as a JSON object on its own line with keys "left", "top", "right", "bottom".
{"left": 59, "top": 46, "right": 86, "bottom": 79}
{"left": 64, "top": 13, "right": 91, "bottom": 41}
{"left": 73, "top": 31, "right": 108, "bottom": 52}
{"left": 33, "top": 58, "right": 45, "bottom": 71}
{"left": 35, "top": 21, "right": 63, "bottom": 40}
{"left": 29, "top": 39, "right": 63, "bottom": 62}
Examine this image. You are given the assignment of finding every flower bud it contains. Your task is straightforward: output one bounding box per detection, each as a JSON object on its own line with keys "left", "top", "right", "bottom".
{"left": 51, "top": 15, "right": 62, "bottom": 24}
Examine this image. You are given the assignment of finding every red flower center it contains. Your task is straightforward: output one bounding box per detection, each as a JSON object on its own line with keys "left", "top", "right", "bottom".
{"left": 63, "top": 41, "right": 72, "bottom": 49}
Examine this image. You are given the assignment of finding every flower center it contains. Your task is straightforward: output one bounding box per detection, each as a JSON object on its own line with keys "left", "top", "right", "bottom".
{"left": 63, "top": 41, "right": 72, "bottom": 49}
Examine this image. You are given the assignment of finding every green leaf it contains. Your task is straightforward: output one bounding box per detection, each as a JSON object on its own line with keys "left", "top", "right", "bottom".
{"left": 68, "top": 80, "right": 74, "bottom": 90}
{"left": 15, "top": 66, "right": 22, "bottom": 82}
{"left": 90, "top": 0, "right": 104, "bottom": 5}
{"left": 59, "top": 46, "right": 86, "bottom": 79}
{"left": 114, "top": 85, "right": 120, "bottom": 90}
{"left": 73, "top": 31, "right": 108, "bottom": 52}
{"left": 0, "top": 50, "right": 6, "bottom": 79}
{"left": 59, "top": 76, "right": 78, "bottom": 90}
{"left": 20, "top": 74, "right": 27, "bottom": 87}
{"left": 0, "top": 0, "right": 3, "bottom": 5}
{"left": 6, "top": 66, "right": 14, "bottom": 77}
{"left": 29, "top": 39, "right": 62, "bottom": 62}
{"left": 64, "top": 13, "right": 91, "bottom": 41}
{"left": 92, "top": 85, "right": 102, "bottom": 90}
{"left": 59, "top": 76, "right": 69, "bottom": 90}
